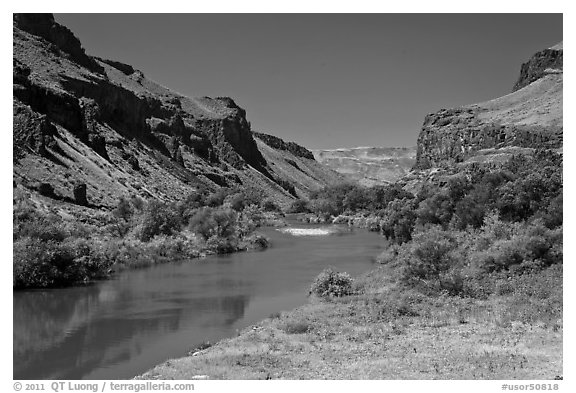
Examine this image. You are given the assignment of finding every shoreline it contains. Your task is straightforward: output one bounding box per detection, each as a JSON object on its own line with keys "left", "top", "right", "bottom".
{"left": 135, "top": 262, "right": 563, "bottom": 380}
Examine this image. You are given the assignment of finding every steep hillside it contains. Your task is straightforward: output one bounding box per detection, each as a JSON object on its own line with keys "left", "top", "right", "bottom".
{"left": 253, "top": 133, "right": 345, "bottom": 197}
{"left": 13, "top": 14, "right": 340, "bottom": 209}
{"left": 312, "top": 147, "right": 416, "bottom": 186}
{"left": 415, "top": 43, "right": 563, "bottom": 169}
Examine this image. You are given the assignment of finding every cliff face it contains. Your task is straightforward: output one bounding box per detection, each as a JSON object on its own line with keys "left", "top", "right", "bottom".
{"left": 13, "top": 14, "right": 340, "bottom": 208}
{"left": 13, "top": 13, "right": 103, "bottom": 73}
{"left": 513, "top": 43, "right": 563, "bottom": 91}
{"left": 253, "top": 132, "right": 315, "bottom": 160}
{"left": 312, "top": 147, "right": 416, "bottom": 186}
{"left": 415, "top": 44, "right": 563, "bottom": 169}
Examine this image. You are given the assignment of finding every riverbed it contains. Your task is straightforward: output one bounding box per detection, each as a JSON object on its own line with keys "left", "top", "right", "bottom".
{"left": 13, "top": 221, "right": 385, "bottom": 379}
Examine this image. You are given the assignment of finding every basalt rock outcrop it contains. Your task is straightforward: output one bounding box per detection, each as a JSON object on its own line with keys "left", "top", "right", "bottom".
{"left": 415, "top": 43, "right": 563, "bottom": 169}
{"left": 13, "top": 13, "right": 103, "bottom": 73}
{"left": 513, "top": 43, "right": 563, "bottom": 91}
{"left": 253, "top": 132, "right": 315, "bottom": 160}
{"left": 13, "top": 14, "right": 341, "bottom": 208}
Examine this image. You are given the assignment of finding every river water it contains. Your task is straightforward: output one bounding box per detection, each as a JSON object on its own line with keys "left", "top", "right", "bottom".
{"left": 13, "top": 220, "right": 385, "bottom": 380}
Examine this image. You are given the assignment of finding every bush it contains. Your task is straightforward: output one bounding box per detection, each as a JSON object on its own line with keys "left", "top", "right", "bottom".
{"left": 205, "top": 236, "right": 237, "bottom": 254}
{"left": 310, "top": 198, "right": 339, "bottom": 218}
{"left": 242, "top": 233, "right": 269, "bottom": 250}
{"left": 470, "top": 221, "right": 562, "bottom": 274}
{"left": 227, "top": 193, "right": 248, "bottom": 211}
{"left": 14, "top": 208, "right": 68, "bottom": 242}
{"left": 310, "top": 268, "right": 354, "bottom": 298}
{"left": 188, "top": 207, "right": 215, "bottom": 240}
{"left": 13, "top": 237, "right": 111, "bottom": 289}
{"left": 262, "top": 199, "right": 280, "bottom": 212}
{"left": 113, "top": 197, "right": 133, "bottom": 221}
{"left": 188, "top": 207, "right": 238, "bottom": 240}
{"left": 205, "top": 188, "right": 231, "bottom": 207}
{"left": 380, "top": 198, "right": 418, "bottom": 244}
{"left": 134, "top": 200, "right": 182, "bottom": 241}
{"left": 212, "top": 209, "right": 238, "bottom": 238}
{"left": 287, "top": 199, "right": 310, "bottom": 213}
{"left": 399, "top": 228, "right": 458, "bottom": 282}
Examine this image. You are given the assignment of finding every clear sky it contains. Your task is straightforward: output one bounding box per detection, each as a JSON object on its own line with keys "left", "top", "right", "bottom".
{"left": 54, "top": 14, "right": 562, "bottom": 149}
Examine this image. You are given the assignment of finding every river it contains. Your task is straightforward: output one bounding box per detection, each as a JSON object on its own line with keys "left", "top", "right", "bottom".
{"left": 13, "top": 220, "right": 385, "bottom": 379}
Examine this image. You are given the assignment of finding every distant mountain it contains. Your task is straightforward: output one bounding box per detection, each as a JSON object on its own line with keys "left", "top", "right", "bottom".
{"left": 415, "top": 42, "right": 563, "bottom": 169}
{"left": 12, "top": 14, "right": 341, "bottom": 208}
{"left": 312, "top": 147, "right": 417, "bottom": 186}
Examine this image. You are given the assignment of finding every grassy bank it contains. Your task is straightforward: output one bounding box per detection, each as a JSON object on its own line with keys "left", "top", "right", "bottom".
{"left": 13, "top": 186, "right": 284, "bottom": 289}
{"left": 137, "top": 150, "right": 562, "bottom": 379}
{"left": 138, "top": 261, "right": 562, "bottom": 379}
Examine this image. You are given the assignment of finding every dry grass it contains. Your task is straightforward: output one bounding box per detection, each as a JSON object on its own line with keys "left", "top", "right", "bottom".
{"left": 138, "top": 265, "right": 562, "bottom": 380}
{"left": 476, "top": 74, "right": 563, "bottom": 128}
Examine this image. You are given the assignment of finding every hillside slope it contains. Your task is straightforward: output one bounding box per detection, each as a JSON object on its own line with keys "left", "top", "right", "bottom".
{"left": 312, "top": 147, "right": 416, "bottom": 186}
{"left": 415, "top": 43, "right": 563, "bottom": 169}
{"left": 13, "top": 14, "right": 340, "bottom": 209}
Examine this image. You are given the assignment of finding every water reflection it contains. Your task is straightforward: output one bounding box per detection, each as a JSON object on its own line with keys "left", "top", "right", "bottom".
{"left": 14, "top": 282, "right": 251, "bottom": 379}
{"left": 14, "top": 225, "right": 383, "bottom": 379}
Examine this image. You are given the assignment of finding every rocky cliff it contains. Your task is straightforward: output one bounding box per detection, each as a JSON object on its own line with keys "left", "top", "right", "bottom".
{"left": 415, "top": 43, "right": 563, "bottom": 169}
{"left": 13, "top": 14, "right": 340, "bottom": 208}
{"left": 312, "top": 147, "right": 416, "bottom": 186}
{"left": 513, "top": 42, "right": 563, "bottom": 91}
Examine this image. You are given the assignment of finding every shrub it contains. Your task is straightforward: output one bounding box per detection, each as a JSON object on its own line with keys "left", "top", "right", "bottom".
{"left": 287, "top": 199, "right": 310, "bottom": 213}
{"left": 368, "top": 184, "right": 414, "bottom": 211}
{"left": 188, "top": 207, "right": 216, "bottom": 240}
{"left": 310, "top": 198, "right": 339, "bottom": 218}
{"left": 205, "top": 236, "right": 237, "bottom": 254}
{"left": 14, "top": 238, "right": 72, "bottom": 288}
{"left": 380, "top": 198, "right": 418, "bottom": 244}
{"left": 205, "top": 188, "right": 231, "bottom": 207}
{"left": 227, "top": 193, "right": 247, "bottom": 211}
{"left": 181, "top": 192, "right": 206, "bottom": 210}
{"left": 211, "top": 209, "right": 238, "bottom": 238}
{"left": 470, "top": 221, "right": 562, "bottom": 274}
{"left": 310, "top": 268, "right": 354, "bottom": 298}
{"left": 113, "top": 197, "right": 133, "bottom": 221}
{"left": 399, "top": 228, "right": 457, "bottom": 282}
{"left": 134, "top": 200, "right": 182, "bottom": 241}
{"left": 14, "top": 209, "right": 68, "bottom": 242}
{"left": 106, "top": 216, "right": 131, "bottom": 238}
{"left": 130, "top": 196, "right": 145, "bottom": 211}
{"left": 536, "top": 193, "right": 563, "bottom": 229}
{"left": 242, "top": 233, "right": 269, "bottom": 250}
{"left": 13, "top": 237, "right": 110, "bottom": 289}
{"left": 262, "top": 199, "right": 280, "bottom": 212}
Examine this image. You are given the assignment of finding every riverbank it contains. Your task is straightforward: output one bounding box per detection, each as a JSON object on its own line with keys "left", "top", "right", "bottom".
{"left": 14, "top": 221, "right": 383, "bottom": 379}
{"left": 137, "top": 261, "right": 562, "bottom": 380}
{"left": 13, "top": 186, "right": 284, "bottom": 289}
{"left": 137, "top": 153, "right": 563, "bottom": 379}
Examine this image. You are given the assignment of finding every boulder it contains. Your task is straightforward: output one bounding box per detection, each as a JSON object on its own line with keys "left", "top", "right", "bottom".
{"left": 73, "top": 183, "right": 88, "bottom": 205}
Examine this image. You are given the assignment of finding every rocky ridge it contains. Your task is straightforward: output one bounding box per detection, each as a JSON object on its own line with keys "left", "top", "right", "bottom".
{"left": 312, "top": 147, "right": 416, "bottom": 186}
{"left": 513, "top": 42, "right": 563, "bottom": 91}
{"left": 415, "top": 43, "right": 563, "bottom": 169}
{"left": 13, "top": 14, "right": 341, "bottom": 208}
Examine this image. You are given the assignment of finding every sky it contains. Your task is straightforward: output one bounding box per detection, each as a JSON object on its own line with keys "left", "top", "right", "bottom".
{"left": 54, "top": 14, "right": 562, "bottom": 149}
